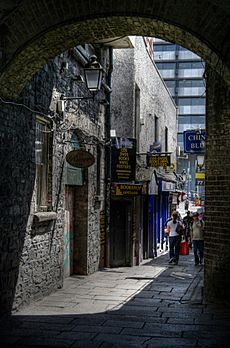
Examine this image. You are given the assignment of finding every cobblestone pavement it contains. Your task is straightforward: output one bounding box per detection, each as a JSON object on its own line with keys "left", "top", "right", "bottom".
{"left": 0, "top": 252, "right": 230, "bottom": 347}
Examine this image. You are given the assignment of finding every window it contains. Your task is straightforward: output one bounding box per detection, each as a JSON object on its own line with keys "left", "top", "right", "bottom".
{"left": 165, "top": 80, "right": 176, "bottom": 96}
{"left": 156, "top": 63, "right": 176, "bottom": 78}
{"left": 96, "top": 145, "right": 101, "bottom": 196}
{"left": 35, "top": 118, "right": 51, "bottom": 211}
{"left": 135, "top": 84, "right": 140, "bottom": 151}
{"left": 178, "top": 98, "right": 206, "bottom": 115}
{"left": 178, "top": 80, "right": 205, "bottom": 97}
{"left": 178, "top": 116, "right": 206, "bottom": 132}
{"left": 154, "top": 115, "right": 159, "bottom": 142}
{"left": 165, "top": 127, "right": 168, "bottom": 152}
{"left": 178, "top": 62, "right": 204, "bottom": 78}
{"left": 178, "top": 47, "right": 200, "bottom": 60}
{"left": 153, "top": 44, "right": 176, "bottom": 60}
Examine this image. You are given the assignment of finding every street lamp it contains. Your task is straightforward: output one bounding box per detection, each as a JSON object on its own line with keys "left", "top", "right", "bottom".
{"left": 61, "top": 55, "right": 104, "bottom": 101}
{"left": 84, "top": 55, "right": 103, "bottom": 92}
{"left": 196, "top": 155, "right": 205, "bottom": 172}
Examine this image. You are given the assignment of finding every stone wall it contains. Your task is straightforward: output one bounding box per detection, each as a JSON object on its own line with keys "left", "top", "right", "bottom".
{"left": 0, "top": 46, "right": 107, "bottom": 313}
{"left": 111, "top": 36, "right": 177, "bottom": 158}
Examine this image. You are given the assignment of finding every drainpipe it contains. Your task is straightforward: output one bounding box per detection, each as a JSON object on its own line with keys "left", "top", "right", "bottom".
{"left": 105, "top": 47, "right": 113, "bottom": 268}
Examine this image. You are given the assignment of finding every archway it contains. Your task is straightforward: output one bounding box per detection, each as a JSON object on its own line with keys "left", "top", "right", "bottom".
{"left": 0, "top": 0, "right": 229, "bottom": 306}
{"left": 0, "top": 0, "right": 229, "bottom": 97}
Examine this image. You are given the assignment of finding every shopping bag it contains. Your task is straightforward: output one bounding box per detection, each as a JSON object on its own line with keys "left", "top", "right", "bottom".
{"left": 180, "top": 241, "right": 189, "bottom": 255}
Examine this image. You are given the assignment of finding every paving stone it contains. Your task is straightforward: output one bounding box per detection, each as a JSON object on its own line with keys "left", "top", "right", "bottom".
{"left": 121, "top": 327, "right": 181, "bottom": 338}
{"left": 72, "top": 325, "right": 121, "bottom": 334}
{"left": 146, "top": 337, "right": 196, "bottom": 347}
{"left": 1, "top": 254, "right": 230, "bottom": 347}
{"left": 102, "top": 319, "right": 144, "bottom": 329}
{"left": 16, "top": 336, "right": 74, "bottom": 347}
{"left": 93, "top": 333, "right": 147, "bottom": 345}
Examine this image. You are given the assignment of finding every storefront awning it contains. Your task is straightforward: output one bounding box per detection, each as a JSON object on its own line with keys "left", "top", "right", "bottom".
{"left": 136, "top": 167, "right": 176, "bottom": 184}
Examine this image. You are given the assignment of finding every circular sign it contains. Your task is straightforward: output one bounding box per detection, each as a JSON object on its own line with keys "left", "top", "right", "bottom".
{"left": 66, "top": 149, "right": 95, "bottom": 168}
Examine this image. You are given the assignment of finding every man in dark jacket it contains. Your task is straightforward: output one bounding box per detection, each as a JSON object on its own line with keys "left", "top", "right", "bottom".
{"left": 183, "top": 211, "right": 193, "bottom": 244}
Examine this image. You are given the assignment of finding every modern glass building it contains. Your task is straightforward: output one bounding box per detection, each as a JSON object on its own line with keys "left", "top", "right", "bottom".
{"left": 153, "top": 38, "right": 206, "bottom": 201}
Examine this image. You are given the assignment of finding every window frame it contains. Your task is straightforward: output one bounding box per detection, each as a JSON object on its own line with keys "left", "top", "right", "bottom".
{"left": 35, "top": 116, "right": 52, "bottom": 212}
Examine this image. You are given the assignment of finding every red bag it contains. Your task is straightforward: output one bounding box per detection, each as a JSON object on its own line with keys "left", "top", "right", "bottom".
{"left": 180, "top": 241, "right": 189, "bottom": 255}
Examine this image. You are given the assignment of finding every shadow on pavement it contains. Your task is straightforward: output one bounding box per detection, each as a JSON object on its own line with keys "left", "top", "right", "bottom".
{"left": 0, "top": 254, "right": 230, "bottom": 348}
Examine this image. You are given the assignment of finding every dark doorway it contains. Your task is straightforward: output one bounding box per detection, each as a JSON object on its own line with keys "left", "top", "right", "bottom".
{"left": 110, "top": 200, "right": 131, "bottom": 267}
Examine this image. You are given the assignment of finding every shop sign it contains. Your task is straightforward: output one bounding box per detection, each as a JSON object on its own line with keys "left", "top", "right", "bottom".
{"left": 196, "top": 172, "right": 205, "bottom": 186}
{"left": 111, "top": 183, "right": 144, "bottom": 196}
{"left": 111, "top": 137, "right": 136, "bottom": 182}
{"left": 184, "top": 130, "right": 205, "bottom": 153}
{"left": 195, "top": 172, "right": 205, "bottom": 179}
{"left": 196, "top": 179, "right": 205, "bottom": 186}
{"left": 66, "top": 149, "right": 95, "bottom": 168}
{"left": 162, "top": 181, "right": 176, "bottom": 192}
{"left": 147, "top": 154, "right": 171, "bottom": 167}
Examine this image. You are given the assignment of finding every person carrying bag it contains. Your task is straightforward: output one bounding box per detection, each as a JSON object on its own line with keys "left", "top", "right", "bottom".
{"left": 166, "top": 211, "right": 183, "bottom": 265}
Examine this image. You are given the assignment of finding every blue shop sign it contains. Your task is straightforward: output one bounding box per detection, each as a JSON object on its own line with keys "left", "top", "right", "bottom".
{"left": 183, "top": 130, "right": 205, "bottom": 153}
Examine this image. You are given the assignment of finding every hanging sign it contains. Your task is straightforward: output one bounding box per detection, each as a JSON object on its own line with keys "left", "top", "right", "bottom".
{"left": 184, "top": 130, "right": 205, "bottom": 153}
{"left": 147, "top": 154, "right": 171, "bottom": 167}
{"left": 111, "top": 137, "right": 136, "bottom": 182}
{"left": 195, "top": 172, "right": 205, "bottom": 186}
{"left": 111, "top": 183, "right": 144, "bottom": 196}
{"left": 66, "top": 149, "right": 95, "bottom": 168}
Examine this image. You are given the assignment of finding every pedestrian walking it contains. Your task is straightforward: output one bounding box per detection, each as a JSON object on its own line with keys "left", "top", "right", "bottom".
{"left": 166, "top": 211, "right": 183, "bottom": 265}
{"left": 190, "top": 212, "right": 205, "bottom": 265}
{"left": 183, "top": 211, "right": 193, "bottom": 245}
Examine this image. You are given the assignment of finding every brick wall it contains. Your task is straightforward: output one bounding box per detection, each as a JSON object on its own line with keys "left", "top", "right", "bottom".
{"left": 204, "top": 67, "right": 230, "bottom": 304}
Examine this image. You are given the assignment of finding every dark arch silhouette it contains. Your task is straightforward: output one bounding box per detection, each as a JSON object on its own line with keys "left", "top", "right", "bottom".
{"left": 0, "top": 0, "right": 229, "bottom": 97}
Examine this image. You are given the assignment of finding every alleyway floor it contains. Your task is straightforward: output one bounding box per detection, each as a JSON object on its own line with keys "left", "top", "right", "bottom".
{"left": 0, "top": 252, "right": 230, "bottom": 347}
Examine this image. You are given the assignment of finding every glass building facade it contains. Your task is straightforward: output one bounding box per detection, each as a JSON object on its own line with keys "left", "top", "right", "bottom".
{"left": 153, "top": 38, "right": 206, "bottom": 200}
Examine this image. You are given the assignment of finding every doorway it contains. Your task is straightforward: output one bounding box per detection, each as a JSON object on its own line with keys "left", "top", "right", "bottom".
{"left": 110, "top": 200, "right": 132, "bottom": 267}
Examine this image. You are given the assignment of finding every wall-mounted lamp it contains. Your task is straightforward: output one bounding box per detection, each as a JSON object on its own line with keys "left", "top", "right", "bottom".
{"left": 84, "top": 55, "right": 103, "bottom": 92}
{"left": 61, "top": 55, "right": 104, "bottom": 101}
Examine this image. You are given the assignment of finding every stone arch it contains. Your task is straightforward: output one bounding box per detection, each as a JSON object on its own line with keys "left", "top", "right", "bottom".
{"left": 0, "top": 0, "right": 230, "bottom": 307}
{"left": 0, "top": 0, "right": 229, "bottom": 97}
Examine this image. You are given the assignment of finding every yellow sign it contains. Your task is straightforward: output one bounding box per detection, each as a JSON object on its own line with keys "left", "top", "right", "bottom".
{"left": 147, "top": 155, "right": 171, "bottom": 167}
{"left": 195, "top": 172, "right": 205, "bottom": 179}
{"left": 112, "top": 183, "right": 143, "bottom": 196}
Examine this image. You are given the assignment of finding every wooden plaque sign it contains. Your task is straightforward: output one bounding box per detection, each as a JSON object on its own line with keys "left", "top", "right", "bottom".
{"left": 66, "top": 149, "right": 95, "bottom": 168}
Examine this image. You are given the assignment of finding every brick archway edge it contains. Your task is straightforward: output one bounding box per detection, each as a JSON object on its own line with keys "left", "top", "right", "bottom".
{"left": 0, "top": 0, "right": 229, "bottom": 97}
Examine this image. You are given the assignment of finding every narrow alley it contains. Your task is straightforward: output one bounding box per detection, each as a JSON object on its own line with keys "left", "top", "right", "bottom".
{"left": 1, "top": 252, "right": 229, "bottom": 347}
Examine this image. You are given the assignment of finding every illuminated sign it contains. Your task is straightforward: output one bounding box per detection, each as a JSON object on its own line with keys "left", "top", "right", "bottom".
{"left": 147, "top": 154, "right": 171, "bottom": 167}
{"left": 111, "top": 137, "right": 136, "bottom": 182}
{"left": 184, "top": 130, "right": 205, "bottom": 153}
{"left": 111, "top": 183, "right": 144, "bottom": 196}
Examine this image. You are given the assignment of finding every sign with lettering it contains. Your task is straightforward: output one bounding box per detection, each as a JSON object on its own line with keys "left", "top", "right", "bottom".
{"left": 184, "top": 130, "right": 205, "bottom": 153}
{"left": 111, "top": 183, "right": 144, "bottom": 196}
{"left": 66, "top": 149, "right": 95, "bottom": 168}
{"left": 196, "top": 179, "right": 205, "bottom": 186}
{"left": 111, "top": 137, "right": 136, "bottom": 182}
{"left": 147, "top": 154, "right": 171, "bottom": 167}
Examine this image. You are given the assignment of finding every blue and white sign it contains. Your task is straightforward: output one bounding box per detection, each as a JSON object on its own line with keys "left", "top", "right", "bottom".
{"left": 183, "top": 130, "right": 205, "bottom": 153}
